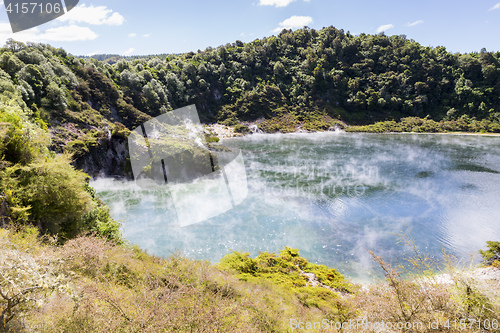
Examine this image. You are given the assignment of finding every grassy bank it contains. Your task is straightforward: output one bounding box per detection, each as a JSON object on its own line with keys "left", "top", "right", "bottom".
{"left": 0, "top": 226, "right": 356, "bottom": 332}
{"left": 1, "top": 226, "right": 500, "bottom": 332}
{"left": 227, "top": 115, "right": 500, "bottom": 137}
{"left": 344, "top": 116, "right": 500, "bottom": 134}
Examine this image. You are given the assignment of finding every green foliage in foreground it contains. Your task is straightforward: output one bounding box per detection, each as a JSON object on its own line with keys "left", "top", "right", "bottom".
{"left": 217, "top": 248, "right": 357, "bottom": 328}
{"left": 0, "top": 102, "right": 121, "bottom": 242}
{"left": 480, "top": 241, "right": 500, "bottom": 267}
{"left": 219, "top": 247, "right": 352, "bottom": 293}
{"left": 1, "top": 228, "right": 500, "bottom": 333}
{"left": 0, "top": 229, "right": 357, "bottom": 332}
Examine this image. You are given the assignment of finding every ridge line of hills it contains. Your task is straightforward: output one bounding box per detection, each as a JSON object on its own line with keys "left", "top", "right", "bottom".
{"left": 0, "top": 26, "right": 499, "bottom": 177}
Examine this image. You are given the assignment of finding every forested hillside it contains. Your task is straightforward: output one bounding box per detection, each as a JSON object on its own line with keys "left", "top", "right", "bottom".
{"left": 0, "top": 26, "right": 499, "bottom": 176}
{"left": 88, "top": 27, "right": 500, "bottom": 126}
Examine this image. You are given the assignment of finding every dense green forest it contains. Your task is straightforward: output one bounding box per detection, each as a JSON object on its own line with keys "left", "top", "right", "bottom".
{"left": 1, "top": 28, "right": 500, "bottom": 131}
{"left": 2, "top": 26, "right": 500, "bottom": 138}
{"left": 87, "top": 27, "right": 500, "bottom": 127}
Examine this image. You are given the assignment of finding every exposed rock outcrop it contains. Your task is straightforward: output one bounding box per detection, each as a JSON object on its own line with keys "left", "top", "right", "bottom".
{"left": 0, "top": 192, "right": 11, "bottom": 227}
{"left": 72, "top": 136, "right": 132, "bottom": 179}
{"left": 300, "top": 270, "right": 351, "bottom": 297}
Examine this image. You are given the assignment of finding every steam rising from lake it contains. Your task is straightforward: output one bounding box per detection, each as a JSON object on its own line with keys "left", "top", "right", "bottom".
{"left": 91, "top": 133, "right": 500, "bottom": 282}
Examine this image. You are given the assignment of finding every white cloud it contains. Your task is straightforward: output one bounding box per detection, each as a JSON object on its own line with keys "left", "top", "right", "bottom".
{"left": 407, "top": 20, "right": 424, "bottom": 27}
{"left": 0, "top": 22, "right": 37, "bottom": 43}
{"left": 40, "top": 25, "right": 98, "bottom": 41}
{"left": 128, "top": 33, "right": 137, "bottom": 37}
{"left": 58, "top": 4, "right": 124, "bottom": 25}
{"left": 489, "top": 2, "right": 500, "bottom": 10}
{"left": 273, "top": 15, "right": 313, "bottom": 33}
{"left": 0, "top": 23, "right": 41, "bottom": 44}
{"left": 106, "top": 13, "right": 125, "bottom": 26}
{"left": 376, "top": 24, "right": 394, "bottom": 33}
{"left": 0, "top": 22, "right": 97, "bottom": 42}
{"left": 143, "top": 34, "right": 151, "bottom": 38}
{"left": 259, "top": 0, "right": 295, "bottom": 7}
{"left": 123, "top": 48, "right": 135, "bottom": 55}
{"left": 0, "top": 22, "right": 14, "bottom": 35}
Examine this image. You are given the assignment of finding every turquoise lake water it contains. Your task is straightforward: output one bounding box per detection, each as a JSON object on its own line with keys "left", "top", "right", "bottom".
{"left": 91, "top": 132, "right": 500, "bottom": 281}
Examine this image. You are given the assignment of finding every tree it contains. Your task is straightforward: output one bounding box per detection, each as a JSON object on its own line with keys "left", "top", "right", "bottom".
{"left": 273, "top": 61, "right": 285, "bottom": 77}
{"left": 43, "top": 81, "right": 67, "bottom": 111}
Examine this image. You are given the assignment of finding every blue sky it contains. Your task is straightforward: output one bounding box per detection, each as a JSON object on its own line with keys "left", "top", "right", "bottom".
{"left": 0, "top": 0, "right": 499, "bottom": 56}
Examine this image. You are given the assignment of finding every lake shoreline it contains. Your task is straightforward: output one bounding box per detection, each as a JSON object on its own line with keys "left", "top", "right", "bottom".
{"left": 206, "top": 122, "right": 500, "bottom": 140}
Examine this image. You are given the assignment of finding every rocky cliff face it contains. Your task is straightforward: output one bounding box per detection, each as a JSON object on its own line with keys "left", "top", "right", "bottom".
{"left": 0, "top": 192, "right": 11, "bottom": 227}
{"left": 72, "top": 136, "right": 132, "bottom": 180}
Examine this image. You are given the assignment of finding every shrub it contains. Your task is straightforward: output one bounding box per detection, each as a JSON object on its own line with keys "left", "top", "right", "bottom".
{"left": 0, "top": 227, "right": 73, "bottom": 331}
{"left": 233, "top": 123, "right": 250, "bottom": 134}
{"left": 352, "top": 234, "right": 500, "bottom": 332}
{"left": 112, "top": 121, "right": 131, "bottom": 139}
{"left": 80, "top": 183, "right": 122, "bottom": 243}
{"left": 218, "top": 251, "right": 257, "bottom": 274}
{"left": 259, "top": 113, "right": 298, "bottom": 133}
{"left": 480, "top": 241, "right": 500, "bottom": 266}
{"left": 3, "top": 154, "right": 92, "bottom": 239}
{"left": 0, "top": 103, "right": 50, "bottom": 165}
{"left": 1, "top": 101, "right": 121, "bottom": 242}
